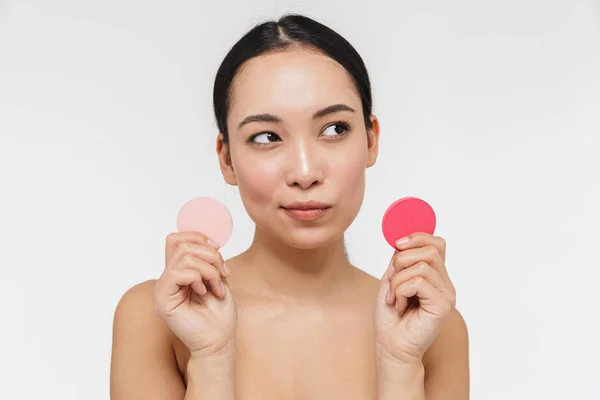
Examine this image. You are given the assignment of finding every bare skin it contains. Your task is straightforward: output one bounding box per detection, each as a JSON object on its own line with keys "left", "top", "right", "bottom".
{"left": 174, "top": 254, "right": 382, "bottom": 399}
{"left": 110, "top": 47, "right": 469, "bottom": 399}
{"left": 112, "top": 256, "right": 467, "bottom": 399}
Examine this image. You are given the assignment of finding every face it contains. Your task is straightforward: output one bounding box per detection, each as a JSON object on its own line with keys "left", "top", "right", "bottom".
{"left": 218, "top": 47, "right": 380, "bottom": 249}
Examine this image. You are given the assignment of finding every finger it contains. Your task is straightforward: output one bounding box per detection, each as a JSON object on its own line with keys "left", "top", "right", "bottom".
{"left": 164, "top": 249, "right": 225, "bottom": 299}
{"left": 395, "top": 233, "right": 446, "bottom": 259}
{"left": 394, "top": 276, "right": 450, "bottom": 317}
{"left": 390, "top": 245, "right": 446, "bottom": 281}
{"left": 154, "top": 268, "right": 200, "bottom": 315}
{"left": 191, "top": 280, "right": 207, "bottom": 296}
{"left": 381, "top": 249, "right": 399, "bottom": 283}
{"left": 165, "top": 231, "right": 220, "bottom": 264}
{"left": 176, "top": 254, "right": 226, "bottom": 298}
{"left": 393, "top": 245, "right": 451, "bottom": 283}
{"left": 168, "top": 241, "right": 229, "bottom": 278}
{"left": 379, "top": 249, "right": 400, "bottom": 306}
{"left": 387, "top": 261, "right": 448, "bottom": 305}
{"left": 394, "top": 276, "right": 435, "bottom": 315}
{"left": 170, "top": 268, "right": 202, "bottom": 295}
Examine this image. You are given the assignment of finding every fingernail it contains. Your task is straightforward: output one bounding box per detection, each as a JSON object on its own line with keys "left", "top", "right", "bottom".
{"left": 388, "top": 266, "right": 395, "bottom": 279}
{"left": 396, "top": 237, "right": 410, "bottom": 248}
{"left": 207, "top": 239, "right": 219, "bottom": 248}
{"left": 223, "top": 263, "right": 231, "bottom": 276}
{"left": 221, "top": 282, "right": 226, "bottom": 296}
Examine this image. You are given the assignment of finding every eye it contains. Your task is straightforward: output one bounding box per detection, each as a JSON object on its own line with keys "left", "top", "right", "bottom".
{"left": 250, "top": 132, "right": 281, "bottom": 145}
{"left": 322, "top": 122, "right": 350, "bottom": 137}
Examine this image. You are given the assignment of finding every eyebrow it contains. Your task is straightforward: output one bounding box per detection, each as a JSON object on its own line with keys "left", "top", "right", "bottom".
{"left": 237, "top": 103, "right": 356, "bottom": 129}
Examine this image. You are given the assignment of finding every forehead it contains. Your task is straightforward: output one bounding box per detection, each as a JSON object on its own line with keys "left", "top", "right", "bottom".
{"left": 228, "top": 48, "right": 360, "bottom": 121}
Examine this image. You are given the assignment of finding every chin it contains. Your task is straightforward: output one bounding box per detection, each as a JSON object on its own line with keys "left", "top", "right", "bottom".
{"left": 278, "top": 226, "right": 344, "bottom": 250}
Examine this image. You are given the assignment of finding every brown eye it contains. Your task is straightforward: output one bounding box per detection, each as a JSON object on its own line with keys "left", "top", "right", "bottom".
{"left": 322, "top": 122, "right": 350, "bottom": 137}
{"left": 251, "top": 132, "right": 281, "bottom": 144}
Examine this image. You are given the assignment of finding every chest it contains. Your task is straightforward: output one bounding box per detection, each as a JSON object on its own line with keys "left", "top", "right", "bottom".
{"left": 177, "top": 303, "right": 378, "bottom": 399}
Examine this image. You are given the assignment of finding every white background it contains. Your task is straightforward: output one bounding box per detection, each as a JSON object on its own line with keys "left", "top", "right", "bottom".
{"left": 1, "top": 0, "right": 599, "bottom": 399}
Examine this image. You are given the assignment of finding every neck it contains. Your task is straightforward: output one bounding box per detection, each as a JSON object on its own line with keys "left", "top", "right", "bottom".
{"left": 240, "top": 225, "right": 356, "bottom": 302}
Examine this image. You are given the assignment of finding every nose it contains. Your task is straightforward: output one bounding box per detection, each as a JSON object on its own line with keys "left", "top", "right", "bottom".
{"left": 284, "top": 140, "right": 324, "bottom": 189}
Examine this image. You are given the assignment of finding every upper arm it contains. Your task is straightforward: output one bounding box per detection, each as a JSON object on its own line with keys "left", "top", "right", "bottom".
{"left": 423, "top": 308, "right": 470, "bottom": 400}
{"left": 110, "top": 279, "right": 186, "bottom": 400}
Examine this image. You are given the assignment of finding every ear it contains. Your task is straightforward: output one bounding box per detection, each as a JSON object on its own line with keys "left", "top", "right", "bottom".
{"left": 216, "top": 133, "right": 238, "bottom": 186}
{"left": 366, "top": 114, "right": 380, "bottom": 168}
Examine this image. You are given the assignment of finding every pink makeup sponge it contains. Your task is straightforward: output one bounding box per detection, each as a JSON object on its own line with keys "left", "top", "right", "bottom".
{"left": 176, "top": 197, "right": 233, "bottom": 247}
{"left": 382, "top": 197, "right": 436, "bottom": 248}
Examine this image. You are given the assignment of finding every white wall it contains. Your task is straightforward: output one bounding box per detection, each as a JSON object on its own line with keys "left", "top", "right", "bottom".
{"left": 1, "top": 1, "right": 599, "bottom": 399}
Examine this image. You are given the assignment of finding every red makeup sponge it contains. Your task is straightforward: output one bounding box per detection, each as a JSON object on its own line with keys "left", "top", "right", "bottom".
{"left": 382, "top": 197, "right": 436, "bottom": 248}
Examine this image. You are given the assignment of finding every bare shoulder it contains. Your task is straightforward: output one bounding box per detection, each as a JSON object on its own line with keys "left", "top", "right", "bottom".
{"left": 115, "top": 278, "right": 157, "bottom": 307}
{"left": 113, "top": 279, "right": 169, "bottom": 336}
{"left": 350, "top": 266, "right": 383, "bottom": 305}
{"left": 112, "top": 278, "right": 176, "bottom": 347}
{"left": 423, "top": 307, "right": 469, "bottom": 367}
{"left": 111, "top": 279, "right": 185, "bottom": 399}
{"left": 354, "top": 266, "right": 383, "bottom": 290}
{"left": 423, "top": 307, "right": 470, "bottom": 398}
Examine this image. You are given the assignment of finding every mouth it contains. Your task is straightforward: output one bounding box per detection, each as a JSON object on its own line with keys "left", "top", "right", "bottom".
{"left": 280, "top": 201, "right": 332, "bottom": 221}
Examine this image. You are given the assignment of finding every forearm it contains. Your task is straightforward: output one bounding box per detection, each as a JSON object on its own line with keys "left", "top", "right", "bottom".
{"left": 377, "top": 361, "right": 426, "bottom": 400}
{"left": 185, "top": 352, "right": 236, "bottom": 400}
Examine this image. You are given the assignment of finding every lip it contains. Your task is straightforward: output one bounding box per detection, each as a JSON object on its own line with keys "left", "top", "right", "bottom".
{"left": 280, "top": 201, "right": 332, "bottom": 221}
{"left": 281, "top": 201, "right": 331, "bottom": 210}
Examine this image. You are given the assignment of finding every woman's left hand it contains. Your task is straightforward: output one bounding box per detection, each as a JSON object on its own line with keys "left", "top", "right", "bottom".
{"left": 374, "top": 232, "right": 457, "bottom": 366}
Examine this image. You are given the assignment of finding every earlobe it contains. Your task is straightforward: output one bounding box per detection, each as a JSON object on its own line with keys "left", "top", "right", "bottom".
{"left": 216, "top": 134, "right": 238, "bottom": 186}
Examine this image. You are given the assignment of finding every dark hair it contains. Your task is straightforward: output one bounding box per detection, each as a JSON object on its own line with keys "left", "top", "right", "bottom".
{"left": 212, "top": 13, "right": 374, "bottom": 145}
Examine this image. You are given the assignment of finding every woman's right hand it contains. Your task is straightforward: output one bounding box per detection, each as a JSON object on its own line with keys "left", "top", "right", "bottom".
{"left": 153, "top": 232, "right": 237, "bottom": 359}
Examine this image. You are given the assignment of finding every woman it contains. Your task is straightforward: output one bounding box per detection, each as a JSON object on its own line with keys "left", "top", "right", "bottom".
{"left": 111, "top": 13, "right": 469, "bottom": 399}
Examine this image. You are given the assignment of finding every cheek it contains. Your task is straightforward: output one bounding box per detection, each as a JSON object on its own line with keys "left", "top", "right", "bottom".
{"left": 327, "top": 146, "right": 367, "bottom": 230}
{"left": 233, "top": 155, "right": 280, "bottom": 204}
{"left": 329, "top": 145, "right": 367, "bottom": 194}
